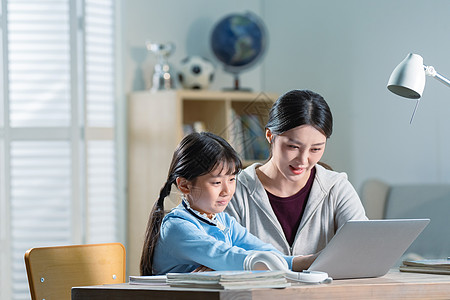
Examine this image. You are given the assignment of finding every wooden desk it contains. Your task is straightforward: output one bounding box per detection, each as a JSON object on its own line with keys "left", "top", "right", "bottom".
{"left": 72, "top": 270, "right": 450, "bottom": 300}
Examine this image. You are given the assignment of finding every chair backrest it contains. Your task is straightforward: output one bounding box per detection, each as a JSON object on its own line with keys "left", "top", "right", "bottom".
{"left": 360, "top": 179, "right": 390, "bottom": 219}
{"left": 24, "top": 242, "right": 126, "bottom": 300}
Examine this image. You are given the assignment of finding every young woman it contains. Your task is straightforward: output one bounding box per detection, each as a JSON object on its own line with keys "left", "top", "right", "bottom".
{"left": 140, "top": 132, "right": 316, "bottom": 275}
{"left": 225, "top": 89, "right": 367, "bottom": 256}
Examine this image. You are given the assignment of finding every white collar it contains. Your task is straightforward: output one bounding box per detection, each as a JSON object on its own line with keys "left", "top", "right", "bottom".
{"left": 182, "top": 198, "right": 226, "bottom": 231}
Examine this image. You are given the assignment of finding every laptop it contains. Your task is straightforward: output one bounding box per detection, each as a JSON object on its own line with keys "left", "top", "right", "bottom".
{"left": 307, "top": 219, "right": 430, "bottom": 279}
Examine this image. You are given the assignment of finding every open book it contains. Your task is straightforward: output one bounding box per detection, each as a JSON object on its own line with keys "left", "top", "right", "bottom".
{"left": 399, "top": 259, "right": 450, "bottom": 275}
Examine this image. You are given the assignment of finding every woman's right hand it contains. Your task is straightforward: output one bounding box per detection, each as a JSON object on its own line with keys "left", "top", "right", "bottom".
{"left": 292, "top": 252, "right": 320, "bottom": 272}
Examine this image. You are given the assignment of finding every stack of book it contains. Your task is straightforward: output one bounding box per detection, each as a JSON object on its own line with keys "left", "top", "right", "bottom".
{"left": 399, "top": 258, "right": 450, "bottom": 275}
{"left": 130, "top": 270, "right": 290, "bottom": 289}
{"left": 166, "top": 270, "right": 289, "bottom": 289}
{"left": 129, "top": 275, "right": 168, "bottom": 286}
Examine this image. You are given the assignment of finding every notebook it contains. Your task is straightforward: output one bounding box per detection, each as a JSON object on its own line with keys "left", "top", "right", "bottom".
{"left": 307, "top": 219, "right": 430, "bottom": 279}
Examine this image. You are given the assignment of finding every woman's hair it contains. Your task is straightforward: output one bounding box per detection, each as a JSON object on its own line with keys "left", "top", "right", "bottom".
{"left": 140, "top": 131, "right": 242, "bottom": 275}
{"left": 266, "top": 89, "right": 333, "bottom": 138}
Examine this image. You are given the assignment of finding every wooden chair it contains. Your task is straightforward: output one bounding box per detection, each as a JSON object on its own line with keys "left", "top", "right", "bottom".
{"left": 24, "top": 242, "right": 126, "bottom": 300}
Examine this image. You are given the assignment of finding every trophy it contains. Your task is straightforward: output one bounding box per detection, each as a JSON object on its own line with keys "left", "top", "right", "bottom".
{"left": 146, "top": 41, "right": 176, "bottom": 91}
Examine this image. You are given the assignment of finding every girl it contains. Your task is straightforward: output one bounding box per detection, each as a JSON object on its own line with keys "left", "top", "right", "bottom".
{"left": 225, "top": 89, "right": 367, "bottom": 256}
{"left": 140, "top": 132, "right": 316, "bottom": 275}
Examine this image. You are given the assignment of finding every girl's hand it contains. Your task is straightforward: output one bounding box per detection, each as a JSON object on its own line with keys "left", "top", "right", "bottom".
{"left": 191, "top": 265, "right": 214, "bottom": 273}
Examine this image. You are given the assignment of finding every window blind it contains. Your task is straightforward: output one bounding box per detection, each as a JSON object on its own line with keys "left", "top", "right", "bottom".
{"left": 87, "top": 140, "right": 117, "bottom": 242}
{"left": 7, "top": 1, "right": 72, "bottom": 299}
{"left": 10, "top": 141, "right": 72, "bottom": 298}
{"left": 1, "top": 0, "right": 119, "bottom": 299}
{"left": 84, "top": 0, "right": 117, "bottom": 244}
{"left": 8, "top": 0, "right": 71, "bottom": 128}
{"left": 85, "top": 0, "right": 114, "bottom": 128}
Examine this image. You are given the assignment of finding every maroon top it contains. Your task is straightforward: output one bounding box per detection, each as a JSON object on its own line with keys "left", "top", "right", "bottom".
{"left": 266, "top": 167, "right": 316, "bottom": 246}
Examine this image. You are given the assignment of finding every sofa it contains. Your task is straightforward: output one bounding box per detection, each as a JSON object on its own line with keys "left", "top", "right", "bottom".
{"left": 360, "top": 179, "right": 450, "bottom": 260}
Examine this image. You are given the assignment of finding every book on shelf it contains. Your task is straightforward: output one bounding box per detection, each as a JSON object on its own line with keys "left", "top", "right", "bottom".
{"left": 166, "top": 270, "right": 289, "bottom": 290}
{"left": 229, "top": 112, "right": 269, "bottom": 162}
{"left": 229, "top": 109, "right": 245, "bottom": 159}
{"left": 240, "top": 114, "right": 269, "bottom": 161}
{"left": 399, "top": 258, "right": 450, "bottom": 275}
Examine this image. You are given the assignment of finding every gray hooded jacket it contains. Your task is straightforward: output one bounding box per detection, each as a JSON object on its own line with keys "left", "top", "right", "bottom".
{"left": 225, "top": 163, "right": 368, "bottom": 256}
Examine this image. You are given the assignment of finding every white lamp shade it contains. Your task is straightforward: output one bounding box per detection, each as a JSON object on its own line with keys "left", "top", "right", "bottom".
{"left": 387, "top": 53, "right": 426, "bottom": 99}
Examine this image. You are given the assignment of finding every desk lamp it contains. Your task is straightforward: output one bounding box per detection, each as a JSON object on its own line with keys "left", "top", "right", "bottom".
{"left": 387, "top": 53, "right": 450, "bottom": 122}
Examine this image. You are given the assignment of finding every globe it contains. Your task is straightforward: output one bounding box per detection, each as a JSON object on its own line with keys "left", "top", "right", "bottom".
{"left": 210, "top": 12, "right": 267, "bottom": 90}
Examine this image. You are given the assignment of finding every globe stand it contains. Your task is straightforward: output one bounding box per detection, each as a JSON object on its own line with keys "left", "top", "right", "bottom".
{"left": 223, "top": 73, "right": 252, "bottom": 92}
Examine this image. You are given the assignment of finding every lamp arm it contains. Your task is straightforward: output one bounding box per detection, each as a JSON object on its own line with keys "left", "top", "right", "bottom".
{"left": 424, "top": 65, "right": 450, "bottom": 88}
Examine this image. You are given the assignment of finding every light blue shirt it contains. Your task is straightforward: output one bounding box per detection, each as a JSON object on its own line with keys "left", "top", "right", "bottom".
{"left": 152, "top": 200, "right": 293, "bottom": 275}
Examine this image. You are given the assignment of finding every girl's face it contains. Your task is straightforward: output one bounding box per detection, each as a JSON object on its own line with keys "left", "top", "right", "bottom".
{"left": 267, "top": 124, "right": 326, "bottom": 183}
{"left": 182, "top": 163, "right": 237, "bottom": 218}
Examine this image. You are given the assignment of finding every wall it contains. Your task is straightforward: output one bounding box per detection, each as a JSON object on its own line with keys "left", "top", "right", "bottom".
{"left": 262, "top": 0, "right": 450, "bottom": 191}
{"left": 122, "top": 0, "right": 450, "bottom": 198}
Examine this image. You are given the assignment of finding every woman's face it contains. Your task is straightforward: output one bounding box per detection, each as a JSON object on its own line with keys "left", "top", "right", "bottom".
{"left": 267, "top": 125, "right": 327, "bottom": 183}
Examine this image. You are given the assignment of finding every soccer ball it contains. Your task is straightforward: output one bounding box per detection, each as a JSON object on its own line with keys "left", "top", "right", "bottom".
{"left": 178, "top": 56, "right": 215, "bottom": 90}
